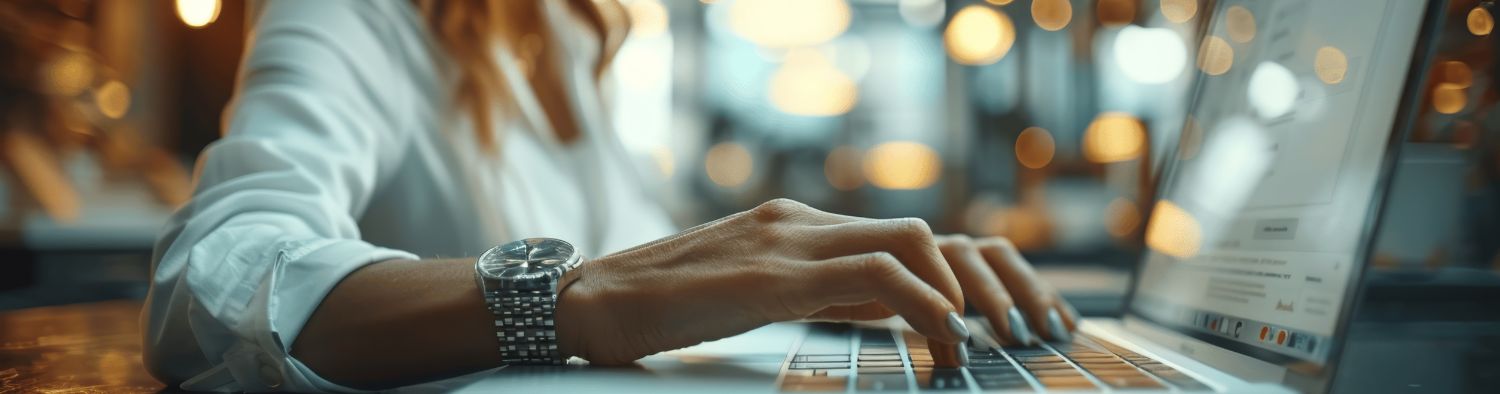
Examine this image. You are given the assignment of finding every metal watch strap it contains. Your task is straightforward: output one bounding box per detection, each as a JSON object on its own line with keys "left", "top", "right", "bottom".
{"left": 485, "top": 288, "right": 563, "bottom": 364}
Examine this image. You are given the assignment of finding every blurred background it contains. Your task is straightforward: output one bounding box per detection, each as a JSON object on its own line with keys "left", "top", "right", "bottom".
{"left": 0, "top": 0, "right": 1498, "bottom": 312}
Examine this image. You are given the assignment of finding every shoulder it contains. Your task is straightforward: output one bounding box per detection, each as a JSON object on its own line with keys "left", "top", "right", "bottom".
{"left": 235, "top": 0, "right": 442, "bottom": 135}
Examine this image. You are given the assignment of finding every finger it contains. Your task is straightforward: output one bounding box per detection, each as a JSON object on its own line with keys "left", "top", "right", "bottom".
{"left": 802, "top": 252, "right": 967, "bottom": 344}
{"left": 974, "top": 237, "right": 1072, "bottom": 342}
{"left": 810, "top": 220, "right": 967, "bottom": 366}
{"left": 937, "top": 235, "right": 1035, "bottom": 346}
{"left": 1056, "top": 300, "right": 1079, "bottom": 332}
{"left": 811, "top": 218, "right": 965, "bottom": 313}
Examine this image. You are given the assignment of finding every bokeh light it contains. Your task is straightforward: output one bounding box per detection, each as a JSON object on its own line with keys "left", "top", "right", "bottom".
{"left": 1314, "top": 46, "right": 1348, "bottom": 85}
{"left": 95, "top": 80, "right": 131, "bottom": 119}
{"left": 824, "top": 146, "right": 865, "bottom": 191}
{"left": 1084, "top": 112, "right": 1146, "bottom": 163}
{"left": 176, "top": 0, "right": 221, "bottom": 28}
{"left": 1145, "top": 200, "right": 1201, "bottom": 258}
{"left": 705, "top": 142, "right": 753, "bottom": 187}
{"left": 944, "top": 5, "right": 1016, "bottom": 66}
{"left": 1115, "top": 26, "right": 1188, "bottom": 84}
{"left": 1196, "top": 35, "right": 1234, "bottom": 76}
{"left": 1248, "top": 61, "right": 1298, "bottom": 118}
{"left": 1160, "top": 0, "right": 1198, "bottom": 23}
{"left": 729, "top": 0, "right": 850, "bottom": 48}
{"left": 1032, "top": 0, "right": 1073, "bottom": 32}
{"left": 1014, "top": 127, "right": 1055, "bottom": 169}
{"left": 768, "top": 48, "right": 859, "bottom": 116}
{"left": 41, "top": 51, "right": 94, "bottom": 96}
{"left": 1433, "top": 85, "right": 1467, "bottom": 114}
{"left": 1225, "top": 5, "right": 1256, "bottom": 43}
{"left": 864, "top": 141, "right": 942, "bottom": 190}
{"left": 1469, "top": 6, "right": 1494, "bottom": 36}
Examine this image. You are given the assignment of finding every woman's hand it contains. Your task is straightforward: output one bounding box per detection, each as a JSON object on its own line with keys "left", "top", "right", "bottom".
{"left": 554, "top": 199, "right": 1076, "bottom": 367}
{"left": 934, "top": 234, "right": 1078, "bottom": 347}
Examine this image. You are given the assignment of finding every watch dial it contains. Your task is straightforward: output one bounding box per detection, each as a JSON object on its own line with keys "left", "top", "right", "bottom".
{"left": 480, "top": 238, "right": 578, "bottom": 281}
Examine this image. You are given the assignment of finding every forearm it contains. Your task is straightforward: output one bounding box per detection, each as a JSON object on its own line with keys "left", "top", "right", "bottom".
{"left": 291, "top": 258, "right": 501, "bottom": 389}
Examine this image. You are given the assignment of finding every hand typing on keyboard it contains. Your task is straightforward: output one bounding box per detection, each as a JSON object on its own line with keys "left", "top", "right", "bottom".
{"left": 554, "top": 199, "right": 1078, "bottom": 368}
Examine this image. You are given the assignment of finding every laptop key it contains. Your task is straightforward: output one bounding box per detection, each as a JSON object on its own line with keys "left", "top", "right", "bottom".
{"left": 857, "top": 361, "right": 904, "bottom": 368}
{"left": 795, "top": 355, "right": 850, "bottom": 363}
{"left": 790, "top": 362, "right": 850, "bottom": 370}
{"left": 857, "top": 354, "right": 902, "bottom": 362}
{"left": 859, "top": 347, "right": 900, "bottom": 355}
{"left": 1019, "top": 361, "right": 1074, "bottom": 370}
{"left": 857, "top": 366, "right": 906, "bottom": 374}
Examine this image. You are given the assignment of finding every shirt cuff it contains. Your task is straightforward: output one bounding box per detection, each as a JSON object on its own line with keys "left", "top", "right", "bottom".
{"left": 217, "top": 238, "right": 418, "bottom": 392}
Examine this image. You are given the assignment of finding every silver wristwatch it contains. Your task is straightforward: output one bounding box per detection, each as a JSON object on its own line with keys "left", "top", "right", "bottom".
{"left": 474, "top": 238, "right": 584, "bottom": 365}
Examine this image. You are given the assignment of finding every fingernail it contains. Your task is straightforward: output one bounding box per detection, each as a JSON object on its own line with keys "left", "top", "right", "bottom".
{"left": 947, "top": 312, "right": 971, "bottom": 341}
{"left": 1007, "top": 307, "right": 1035, "bottom": 346}
{"left": 956, "top": 341, "right": 970, "bottom": 366}
{"left": 1047, "top": 309, "right": 1072, "bottom": 342}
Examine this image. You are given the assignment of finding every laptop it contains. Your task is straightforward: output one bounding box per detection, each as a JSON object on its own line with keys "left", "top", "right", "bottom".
{"left": 453, "top": 0, "right": 1438, "bottom": 392}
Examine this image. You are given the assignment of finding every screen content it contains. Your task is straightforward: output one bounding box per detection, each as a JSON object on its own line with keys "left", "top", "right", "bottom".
{"left": 1131, "top": 0, "right": 1426, "bottom": 366}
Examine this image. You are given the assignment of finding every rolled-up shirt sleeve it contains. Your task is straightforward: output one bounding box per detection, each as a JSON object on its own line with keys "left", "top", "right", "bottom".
{"left": 141, "top": 1, "right": 425, "bottom": 391}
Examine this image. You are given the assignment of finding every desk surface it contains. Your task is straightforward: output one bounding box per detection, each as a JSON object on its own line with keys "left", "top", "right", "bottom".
{"left": 2, "top": 299, "right": 1495, "bottom": 393}
{"left": 0, "top": 300, "right": 164, "bottom": 393}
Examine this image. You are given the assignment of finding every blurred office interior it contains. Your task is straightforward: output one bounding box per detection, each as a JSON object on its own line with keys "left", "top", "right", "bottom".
{"left": 0, "top": 0, "right": 1498, "bottom": 317}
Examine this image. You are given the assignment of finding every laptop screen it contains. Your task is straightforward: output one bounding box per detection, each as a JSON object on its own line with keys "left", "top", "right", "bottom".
{"left": 1128, "top": 0, "right": 1429, "bottom": 368}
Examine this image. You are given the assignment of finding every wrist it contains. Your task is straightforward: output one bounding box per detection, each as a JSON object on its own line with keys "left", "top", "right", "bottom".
{"left": 554, "top": 265, "right": 596, "bottom": 361}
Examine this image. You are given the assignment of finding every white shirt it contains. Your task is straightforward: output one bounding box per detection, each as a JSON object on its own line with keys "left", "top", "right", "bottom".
{"left": 141, "top": 1, "right": 676, "bottom": 391}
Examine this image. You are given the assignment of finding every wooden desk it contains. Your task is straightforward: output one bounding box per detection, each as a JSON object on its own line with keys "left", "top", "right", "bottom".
{"left": 0, "top": 300, "right": 165, "bottom": 393}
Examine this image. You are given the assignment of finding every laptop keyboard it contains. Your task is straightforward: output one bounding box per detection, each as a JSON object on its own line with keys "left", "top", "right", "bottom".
{"left": 778, "top": 323, "right": 1212, "bottom": 392}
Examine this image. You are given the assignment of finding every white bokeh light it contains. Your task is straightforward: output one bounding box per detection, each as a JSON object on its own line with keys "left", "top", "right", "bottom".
{"left": 1248, "top": 61, "right": 1299, "bottom": 119}
{"left": 1112, "top": 26, "right": 1187, "bottom": 84}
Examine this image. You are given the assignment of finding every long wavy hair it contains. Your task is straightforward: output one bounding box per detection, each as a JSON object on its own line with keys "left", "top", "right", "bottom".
{"left": 411, "top": 0, "right": 629, "bottom": 151}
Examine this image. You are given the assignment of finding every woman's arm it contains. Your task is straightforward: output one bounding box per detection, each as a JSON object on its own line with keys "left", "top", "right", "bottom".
{"left": 290, "top": 199, "right": 1080, "bottom": 390}
{"left": 291, "top": 259, "right": 498, "bottom": 389}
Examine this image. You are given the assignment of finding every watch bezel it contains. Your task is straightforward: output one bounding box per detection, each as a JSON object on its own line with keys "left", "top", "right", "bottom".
{"left": 476, "top": 238, "right": 583, "bottom": 291}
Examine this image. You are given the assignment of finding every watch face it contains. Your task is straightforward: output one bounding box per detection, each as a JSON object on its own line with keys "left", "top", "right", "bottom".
{"left": 478, "top": 238, "right": 580, "bottom": 284}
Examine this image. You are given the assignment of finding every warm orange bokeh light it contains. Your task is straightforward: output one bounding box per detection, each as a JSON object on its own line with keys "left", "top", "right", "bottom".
{"left": 1161, "top": 0, "right": 1197, "bottom": 23}
{"left": 705, "top": 142, "right": 753, "bottom": 187}
{"left": 864, "top": 141, "right": 942, "bottom": 190}
{"left": 944, "top": 5, "right": 1016, "bottom": 66}
{"left": 1032, "top": 0, "right": 1073, "bottom": 32}
{"left": 1225, "top": 5, "right": 1256, "bottom": 43}
{"left": 1145, "top": 200, "right": 1201, "bottom": 258}
{"left": 1083, "top": 112, "right": 1147, "bottom": 163}
{"left": 1314, "top": 46, "right": 1348, "bottom": 85}
{"left": 1197, "top": 36, "right": 1233, "bottom": 76}
{"left": 1014, "top": 127, "right": 1055, "bottom": 169}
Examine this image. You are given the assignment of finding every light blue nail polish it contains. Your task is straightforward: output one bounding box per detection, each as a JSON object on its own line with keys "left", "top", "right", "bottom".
{"left": 1007, "top": 307, "right": 1036, "bottom": 345}
{"left": 956, "top": 341, "right": 970, "bottom": 366}
{"left": 947, "top": 312, "right": 971, "bottom": 340}
{"left": 1047, "top": 309, "right": 1072, "bottom": 342}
